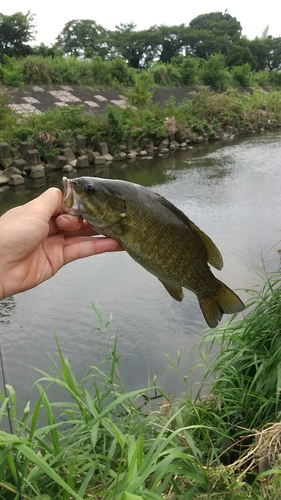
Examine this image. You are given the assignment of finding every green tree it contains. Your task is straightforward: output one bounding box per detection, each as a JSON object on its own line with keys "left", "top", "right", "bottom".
{"left": 155, "top": 24, "right": 188, "bottom": 63}
{"left": 226, "top": 40, "right": 257, "bottom": 69}
{"left": 32, "top": 43, "right": 63, "bottom": 58}
{"left": 0, "top": 11, "right": 35, "bottom": 58}
{"left": 108, "top": 22, "right": 158, "bottom": 68}
{"left": 56, "top": 19, "right": 108, "bottom": 58}
{"left": 188, "top": 11, "right": 242, "bottom": 59}
{"left": 269, "top": 37, "right": 281, "bottom": 70}
{"left": 249, "top": 37, "right": 271, "bottom": 71}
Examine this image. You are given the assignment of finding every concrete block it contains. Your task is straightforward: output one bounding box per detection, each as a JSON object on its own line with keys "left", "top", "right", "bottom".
{"left": 0, "top": 142, "right": 11, "bottom": 159}
{"left": 8, "top": 174, "right": 25, "bottom": 186}
{"left": 97, "top": 142, "right": 108, "bottom": 156}
{"left": 23, "top": 149, "right": 41, "bottom": 166}
{"left": 76, "top": 155, "right": 89, "bottom": 168}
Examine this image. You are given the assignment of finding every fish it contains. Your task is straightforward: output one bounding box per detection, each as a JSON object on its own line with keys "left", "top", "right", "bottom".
{"left": 62, "top": 176, "right": 245, "bottom": 328}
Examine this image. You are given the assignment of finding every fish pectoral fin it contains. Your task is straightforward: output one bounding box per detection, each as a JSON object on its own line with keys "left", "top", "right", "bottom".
{"left": 159, "top": 280, "right": 184, "bottom": 302}
{"left": 193, "top": 224, "right": 224, "bottom": 270}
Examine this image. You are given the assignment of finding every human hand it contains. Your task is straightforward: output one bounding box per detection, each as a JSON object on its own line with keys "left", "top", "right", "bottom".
{"left": 0, "top": 188, "right": 123, "bottom": 300}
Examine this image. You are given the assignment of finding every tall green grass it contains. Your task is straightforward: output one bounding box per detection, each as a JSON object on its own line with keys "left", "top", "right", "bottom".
{"left": 1, "top": 54, "right": 281, "bottom": 91}
{"left": 2, "top": 266, "right": 281, "bottom": 499}
{"left": 0, "top": 304, "right": 209, "bottom": 499}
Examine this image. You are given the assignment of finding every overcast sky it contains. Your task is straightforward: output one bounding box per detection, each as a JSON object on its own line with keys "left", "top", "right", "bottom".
{"left": 2, "top": 0, "right": 280, "bottom": 46}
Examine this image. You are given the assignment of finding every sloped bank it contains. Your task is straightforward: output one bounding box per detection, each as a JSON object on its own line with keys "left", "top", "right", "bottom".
{"left": 1, "top": 86, "right": 281, "bottom": 191}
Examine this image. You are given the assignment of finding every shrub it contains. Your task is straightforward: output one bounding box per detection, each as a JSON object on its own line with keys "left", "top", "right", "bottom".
{"left": 230, "top": 64, "right": 253, "bottom": 87}
{"left": 200, "top": 54, "right": 231, "bottom": 92}
{"left": 171, "top": 55, "right": 200, "bottom": 85}
{"left": 1, "top": 55, "right": 24, "bottom": 88}
{"left": 109, "top": 57, "right": 135, "bottom": 86}
{"left": 126, "top": 71, "right": 154, "bottom": 107}
{"left": 21, "top": 56, "right": 53, "bottom": 85}
{"left": 149, "top": 62, "right": 182, "bottom": 86}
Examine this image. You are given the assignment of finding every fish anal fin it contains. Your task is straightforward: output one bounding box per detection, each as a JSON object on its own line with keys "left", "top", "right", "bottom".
{"left": 160, "top": 280, "right": 184, "bottom": 302}
{"left": 193, "top": 224, "right": 224, "bottom": 271}
{"left": 198, "top": 281, "right": 245, "bottom": 328}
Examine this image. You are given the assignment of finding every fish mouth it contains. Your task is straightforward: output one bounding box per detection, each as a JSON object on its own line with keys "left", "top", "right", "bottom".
{"left": 62, "top": 177, "right": 81, "bottom": 215}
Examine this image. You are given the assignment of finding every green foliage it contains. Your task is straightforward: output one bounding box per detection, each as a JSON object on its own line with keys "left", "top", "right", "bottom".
{"left": 110, "top": 57, "right": 135, "bottom": 86}
{"left": 21, "top": 55, "right": 53, "bottom": 85}
{"left": 171, "top": 55, "right": 200, "bottom": 85}
{"left": 200, "top": 265, "right": 281, "bottom": 431}
{"left": 149, "top": 62, "right": 182, "bottom": 86}
{"left": 200, "top": 54, "right": 231, "bottom": 91}
{"left": 188, "top": 11, "right": 242, "bottom": 59}
{"left": 55, "top": 19, "right": 108, "bottom": 58}
{"left": 0, "top": 10, "right": 35, "bottom": 59}
{"left": 157, "top": 24, "right": 188, "bottom": 63}
{"left": 106, "top": 105, "right": 125, "bottom": 151}
{"left": 1, "top": 86, "right": 281, "bottom": 158}
{"left": 0, "top": 54, "right": 24, "bottom": 87}
{"left": 230, "top": 64, "right": 253, "bottom": 87}
{"left": 268, "top": 70, "right": 281, "bottom": 88}
{"left": 0, "top": 308, "right": 209, "bottom": 499}
{"left": 126, "top": 72, "right": 154, "bottom": 107}
{"left": 0, "top": 54, "right": 138, "bottom": 89}
{"left": 3, "top": 279, "right": 281, "bottom": 499}
{"left": 226, "top": 42, "right": 258, "bottom": 69}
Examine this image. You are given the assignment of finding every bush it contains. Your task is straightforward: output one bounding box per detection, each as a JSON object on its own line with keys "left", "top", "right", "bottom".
{"left": 230, "top": 63, "right": 253, "bottom": 87}
{"left": 21, "top": 56, "right": 53, "bottom": 85}
{"left": 1, "top": 55, "right": 24, "bottom": 88}
{"left": 171, "top": 55, "right": 200, "bottom": 85}
{"left": 126, "top": 71, "right": 154, "bottom": 107}
{"left": 149, "top": 62, "right": 182, "bottom": 86}
{"left": 109, "top": 57, "right": 135, "bottom": 86}
{"left": 200, "top": 54, "right": 231, "bottom": 92}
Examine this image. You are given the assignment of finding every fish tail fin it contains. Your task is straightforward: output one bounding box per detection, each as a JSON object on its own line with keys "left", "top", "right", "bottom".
{"left": 199, "top": 281, "right": 245, "bottom": 329}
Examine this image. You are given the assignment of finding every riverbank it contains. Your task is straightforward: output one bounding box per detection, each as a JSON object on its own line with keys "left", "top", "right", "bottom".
{"left": 1, "top": 85, "right": 281, "bottom": 192}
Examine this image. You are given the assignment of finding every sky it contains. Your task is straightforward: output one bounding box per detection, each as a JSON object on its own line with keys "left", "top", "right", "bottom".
{"left": 2, "top": 0, "right": 280, "bottom": 46}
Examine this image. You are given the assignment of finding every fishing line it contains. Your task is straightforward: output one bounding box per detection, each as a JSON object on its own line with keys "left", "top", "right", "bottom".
{"left": 0, "top": 345, "right": 23, "bottom": 500}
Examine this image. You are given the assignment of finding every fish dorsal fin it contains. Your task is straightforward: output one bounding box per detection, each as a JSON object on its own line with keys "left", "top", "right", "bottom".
{"left": 193, "top": 224, "right": 224, "bottom": 270}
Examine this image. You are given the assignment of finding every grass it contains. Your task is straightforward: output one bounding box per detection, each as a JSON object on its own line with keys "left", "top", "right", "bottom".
{"left": 2, "top": 265, "right": 281, "bottom": 498}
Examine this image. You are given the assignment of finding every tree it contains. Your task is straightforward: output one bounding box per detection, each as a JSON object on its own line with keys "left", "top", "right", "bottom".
{"left": 247, "top": 37, "right": 273, "bottom": 71}
{"left": 56, "top": 19, "right": 108, "bottom": 58}
{"left": 0, "top": 11, "right": 35, "bottom": 58}
{"left": 188, "top": 11, "right": 242, "bottom": 59}
{"left": 108, "top": 22, "right": 158, "bottom": 68}
{"left": 154, "top": 24, "right": 188, "bottom": 63}
{"left": 226, "top": 41, "right": 257, "bottom": 69}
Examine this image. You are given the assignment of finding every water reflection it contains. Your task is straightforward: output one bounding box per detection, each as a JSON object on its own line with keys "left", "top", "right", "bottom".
{"left": 0, "top": 297, "right": 16, "bottom": 326}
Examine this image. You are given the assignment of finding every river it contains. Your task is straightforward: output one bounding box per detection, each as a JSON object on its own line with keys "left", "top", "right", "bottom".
{"left": 1, "top": 130, "right": 281, "bottom": 409}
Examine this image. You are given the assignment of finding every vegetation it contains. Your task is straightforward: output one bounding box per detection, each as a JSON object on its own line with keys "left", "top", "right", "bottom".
{"left": 2, "top": 266, "right": 281, "bottom": 499}
{"left": 1, "top": 84, "right": 281, "bottom": 158}
{"left": 1, "top": 10, "right": 281, "bottom": 74}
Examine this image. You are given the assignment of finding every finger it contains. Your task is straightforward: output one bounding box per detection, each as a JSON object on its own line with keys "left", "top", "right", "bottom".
{"left": 56, "top": 215, "right": 99, "bottom": 236}
{"left": 30, "top": 188, "right": 63, "bottom": 219}
{"left": 62, "top": 237, "right": 123, "bottom": 264}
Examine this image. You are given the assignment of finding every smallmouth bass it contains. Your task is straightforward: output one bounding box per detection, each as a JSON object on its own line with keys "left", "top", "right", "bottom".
{"left": 62, "top": 176, "right": 245, "bottom": 328}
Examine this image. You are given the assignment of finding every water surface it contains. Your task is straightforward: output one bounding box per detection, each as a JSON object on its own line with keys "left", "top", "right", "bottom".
{"left": 1, "top": 131, "right": 281, "bottom": 408}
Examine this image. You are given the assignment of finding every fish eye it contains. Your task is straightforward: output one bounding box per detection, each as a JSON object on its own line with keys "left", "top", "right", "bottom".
{"left": 84, "top": 184, "right": 95, "bottom": 194}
